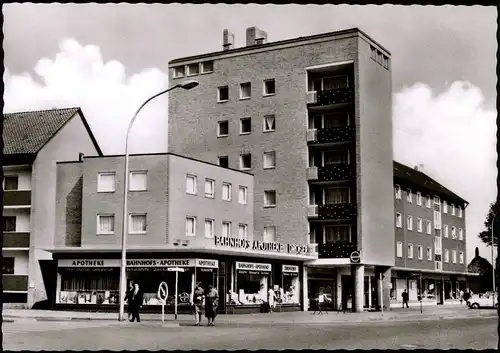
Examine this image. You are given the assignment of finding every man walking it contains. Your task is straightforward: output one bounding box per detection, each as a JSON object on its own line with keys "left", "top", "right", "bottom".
{"left": 401, "top": 289, "right": 409, "bottom": 308}
{"left": 129, "top": 282, "right": 144, "bottom": 322}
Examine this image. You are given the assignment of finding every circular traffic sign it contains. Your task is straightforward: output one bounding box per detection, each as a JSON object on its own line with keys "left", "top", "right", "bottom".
{"left": 157, "top": 281, "right": 168, "bottom": 302}
{"left": 350, "top": 251, "right": 361, "bottom": 263}
{"left": 178, "top": 292, "right": 190, "bottom": 303}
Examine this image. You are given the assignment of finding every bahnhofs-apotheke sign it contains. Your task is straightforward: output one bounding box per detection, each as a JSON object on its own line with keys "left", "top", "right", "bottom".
{"left": 214, "top": 236, "right": 312, "bottom": 255}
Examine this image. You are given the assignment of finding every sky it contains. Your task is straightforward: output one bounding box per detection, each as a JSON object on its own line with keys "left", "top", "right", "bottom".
{"left": 3, "top": 4, "right": 497, "bottom": 263}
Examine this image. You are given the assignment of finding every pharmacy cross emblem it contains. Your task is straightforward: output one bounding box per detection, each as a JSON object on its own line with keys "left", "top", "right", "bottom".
{"left": 178, "top": 292, "right": 190, "bottom": 303}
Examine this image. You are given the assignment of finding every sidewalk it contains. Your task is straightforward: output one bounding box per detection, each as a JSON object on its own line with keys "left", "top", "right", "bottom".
{"left": 3, "top": 305, "right": 496, "bottom": 325}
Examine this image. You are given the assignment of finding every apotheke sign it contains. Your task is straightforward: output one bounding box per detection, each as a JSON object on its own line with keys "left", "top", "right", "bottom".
{"left": 214, "top": 236, "right": 311, "bottom": 255}
{"left": 58, "top": 258, "right": 218, "bottom": 269}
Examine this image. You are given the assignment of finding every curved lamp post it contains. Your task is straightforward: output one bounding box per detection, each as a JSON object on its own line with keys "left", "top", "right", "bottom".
{"left": 118, "top": 80, "right": 199, "bottom": 321}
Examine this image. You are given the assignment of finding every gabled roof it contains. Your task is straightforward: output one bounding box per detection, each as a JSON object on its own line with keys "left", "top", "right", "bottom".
{"left": 3, "top": 107, "right": 103, "bottom": 158}
{"left": 393, "top": 161, "right": 468, "bottom": 206}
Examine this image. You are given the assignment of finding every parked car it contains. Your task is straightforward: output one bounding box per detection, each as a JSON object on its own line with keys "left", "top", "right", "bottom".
{"left": 467, "top": 293, "right": 498, "bottom": 309}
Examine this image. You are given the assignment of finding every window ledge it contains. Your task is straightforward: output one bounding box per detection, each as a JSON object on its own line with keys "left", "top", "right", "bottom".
{"left": 186, "top": 192, "right": 197, "bottom": 196}
{"left": 129, "top": 189, "right": 148, "bottom": 192}
{"left": 129, "top": 232, "right": 147, "bottom": 235}
{"left": 263, "top": 166, "right": 276, "bottom": 170}
{"left": 187, "top": 73, "right": 199, "bottom": 77}
{"left": 173, "top": 75, "right": 185, "bottom": 80}
{"left": 264, "top": 205, "right": 276, "bottom": 208}
{"left": 263, "top": 130, "right": 275, "bottom": 133}
{"left": 239, "top": 97, "right": 251, "bottom": 101}
{"left": 263, "top": 93, "right": 275, "bottom": 97}
{"left": 205, "top": 195, "right": 215, "bottom": 199}
{"left": 239, "top": 132, "right": 251, "bottom": 135}
{"left": 217, "top": 134, "right": 229, "bottom": 138}
{"left": 217, "top": 100, "right": 229, "bottom": 104}
{"left": 97, "top": 233, "right": 114, "bottom": 236}
{"left": 97, "top": 190, "right": 115, "bottom": 194}
{"left": 186, "top": 233, "right": 196, "bottom": 237}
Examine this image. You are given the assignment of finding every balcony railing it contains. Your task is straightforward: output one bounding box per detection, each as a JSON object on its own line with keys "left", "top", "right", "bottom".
{"left": 307, "top": 126, "right": 355, "bottom": 145}
{"left": 317, "top": 163, "right": 356, "bottom": 182}
{"left": 318, "top": 242, "right": 358, "bottom": 259}
{"left": 3, "top": 275, "right": 29, "bottom": 292}
{"left": 3, "top": 232, "right": 30, "bottom": 248}
{"left": 4, "top": 190, "right": 32, "bottom": 207}
{"left": 308, "top": 205, "right": 318, "bottom": 217}
{"left": 317, "top": 203, "right": 357, "bottom": 220}
{"left": 306, "top": 87, "right": 354, "bottom": 106}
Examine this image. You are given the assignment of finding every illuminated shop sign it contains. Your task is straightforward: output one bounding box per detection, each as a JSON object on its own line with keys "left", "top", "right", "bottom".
{"left": 282, "top": 265, "right": 299, "bottom": 273}
{"left": 236, "top": 261, "right": 272, "bottom": 272}
{"left": 58, "top": 258, "right": 218, "bottom": 269}
{"left": 214, "top": 236, "right": 311, "bottom": 255}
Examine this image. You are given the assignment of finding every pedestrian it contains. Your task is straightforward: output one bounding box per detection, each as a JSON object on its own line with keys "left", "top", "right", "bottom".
{"left": 124, "top": 280, "right": 135, "bottom": 320}
{"left": 205, "top": 285, "right": 219, "bottom": 326}
{"left": 463, "top": 290, "right": 471, "bottom": 304}
{"left": 401, "top": 289, "right": 409, "bottom": 308}
{"left": 129, "top": 282, "right": 144, "bottom": 322}
{"left": 193, "top": 282, "right": 205, "bottom": 326}
{"left": 459, "top": 289, "right": 464, "bottom": 304}
{"left": 268, "top": 286, "right": 276, "bottom": 313}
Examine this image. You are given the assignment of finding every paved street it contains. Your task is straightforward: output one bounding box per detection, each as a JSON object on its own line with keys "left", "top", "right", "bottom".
{"left": 3, "top": 316, "right": 496, "bottom": 350}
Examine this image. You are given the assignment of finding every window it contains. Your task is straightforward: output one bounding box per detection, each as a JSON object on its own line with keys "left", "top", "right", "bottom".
{"left": 417, "top": 218, "right": 423, "bottom": 233}
{"left": 264, "top": 190, "right": 276, "bottom": 207}
{"left": 427, "top": 247, "right": 432, "bottom": 261}
{"left": 4, "top": 176, "right": 19, "bottom": 190}
{"left": 186, "top": 175, "right": 197, "bottom": 195}
{"left": 222, "top": 221, "right": 231, "bottom": 238}
{"left": 129, "top": 171, "right": 147, "bottom": 191}
{"left": 239, "top": 154, "right": 252, "bottom": 170}
{"left": 263, "top": 79, "right": 275, "bottom": 96}
{"left": 263, "top": 115, "right": 275, "bottom": 132}
{"left": 458, "top": 228, "right": 464, "bottom": 241}
{"left": 239, "top": 82, "right": 251, "bottom": 99}
{"left": 323, "top": 150, "right": 349, "bottom": 165}
{"left": 396, "top": 242, "right": 403, "bottom": 258}
{"left": 395, "top": 185, "right": 401, "bottom": 199}
{"left": 444, "top": 225, "right": 449, "bottom": 238}
{"left": 201, "top": 61, "right": 214, "bottom": 74}
{"left": 425, "top": 195, "right": 431, "bottom": 208}
{"left": 204, "top": 179, "right": 215, "bottom": 198}
{"left": 396, "top": 213, "right": 402, "bottom": 228}
{"left": 325, "top": 187, "right": 350, "bottom": 204}
{"left": 406, "top": 189, "right": 412, "bottom": 203}
{"left": 451, "top": 204, "right": 455, "bottom": 216}
{"left": 240, "top": 118, "right": 251, "bottom": 134}
{"left": 407, "top": 215, "right": 413, "bottom": 231}
{"left": 222, "top": 183, "right": 232, "bottom": 201}
{"left": 2, "top": 257, "right": 14, "bottom": 274}
{"left": 218, "top": 86, "right": 229, "bottom": 102}
{"left": 186, "top": 217, "right": 196, "bottom": 236}
{"left": 310, "top": 76, "right": 348, "bottom": 91}
{"left": 458, "top": 206, "right": 463, "bottom": 218}
{"left": 263, "top": 226, "right": 276, "bottom": 242}
{"left": 238, "top": 186, "right": 248, "bottom": 205}
{"left": 173, "top": 66, "right": 185, "bottom": 78}
{"left": 416, "top": 192, "right": 422, "bottom": 206}
{"left": 451, "top": 226, "right": 457, "bottom": 239}
{"left": 3, "top": 216, "right": 16, "bottom": 232}
{"left": 407, "top": 244, "right": 414, "bottom": 259}
{"left": 418, "top": 246, "right": 423, "bottom": 260}
{"left": 97, "top": 172, "right": 116, "bottom": 193}
{"left": 187, "top": 63, "right": 199, "bottom": 76}
{"left": 434, "top": 236, "right": 442, "bottom": 255}
{"left": 129, "top": 214, "right": 147, "bottom": 234}
{"left": 325, "top": 225, "right": 350, "bottom": 242}
{"left": 263, "top": 151, "right": 276, "bottom": 169}
{"left": 452, "top": 250, "right": 457, "bottom": 264}
{"left": 238, "top": 224, "right": 248, "bottom": 239}
{"left": 218, "top": 120, "right": 229, "bottom": 137}
{"left": 435, "top": 261, "right": 442, "bottom": 271}
{"left": 218, "top": 156, "right": 229, "bottom": 168}
{"left": 426, "top": 220, "right": 432, "bottom": 235}
{"left": 444, "top": 249, "right": 449, "bottom": 263}
{"left": 97, "top": 215, "right": 115, "bottom": 235}
{"left": 443, "top": 200, "right": 448, "bottom": 213}
{"left": 205, "top": 219, "right": 215, "bottom": 238}
{"left": 459, "top": 251, "right": 464, "bottom": 264}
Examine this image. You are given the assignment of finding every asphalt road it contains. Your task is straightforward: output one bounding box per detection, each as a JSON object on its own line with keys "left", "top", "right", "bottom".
{"left": 3, "top": 317, "right": 497, "bottom": 350}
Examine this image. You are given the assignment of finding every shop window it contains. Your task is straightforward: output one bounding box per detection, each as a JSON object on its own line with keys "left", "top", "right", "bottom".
{"left": 195, "top": 266, "right": 218, "bottom": 294}
{"left": 3, "top": 216, "right": 16, "bottom": 232}
{"left": 2, "top": 257, "right": 14, "bottom": 274}
{"left": 232, "top": 262, "right": 271, "bottom": 305}
{"left": 280, "top": 265, "right": 300, "bottom": 304}
{"left": 58, "top": 269, "right": 120, "bottom": 305}
{"left": 4, "top": 176, "right": 19, "bottom": 190}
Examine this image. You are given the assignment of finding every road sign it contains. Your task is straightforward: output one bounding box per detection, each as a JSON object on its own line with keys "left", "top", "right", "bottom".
{"left": 350, "top": 251, "right": 361, "bottom": 263}
{"left": 157, "top": 281, "right": 168, "bottom": 323}
{"left": 168, "top": 267, "right": 185, "bottom": 272}
{"left": 167, "top": 268, "right": 185, "bottom": 319}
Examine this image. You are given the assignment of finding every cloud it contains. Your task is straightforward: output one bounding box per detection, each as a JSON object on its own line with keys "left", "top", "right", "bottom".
{"left": 3, "top": 38, "right": 169, "bottom": 154}
{"left": 393, "top": 81, "right": 497, "bottom": 262}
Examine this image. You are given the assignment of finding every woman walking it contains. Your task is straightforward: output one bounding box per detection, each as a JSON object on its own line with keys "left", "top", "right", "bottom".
{"left": 124, "top": 280, "right": 135, "bottom": 320}
{"left": 205, "top": 285, "right": 219, "bottom": 326}
{"left": 193, "top": 282, "right": 205, "bottom": 326}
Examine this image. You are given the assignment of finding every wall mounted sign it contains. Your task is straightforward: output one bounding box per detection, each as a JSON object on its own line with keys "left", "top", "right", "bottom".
{"left": 58, "top": 258, "right": 218, "bottom": 269}
{"left": 282, "top": 265, "right": 299, "bottom": 273}
{"left": 349, "top": 251, "right": 361, "bottom": 263}
{"left": 195, "top": 259, "right": 219, "bottom": 268}
{"left": 214, "top": 236, "right": 312, "bottom": 255}
{"left": 236, "top": 261, "right": 272, "bottom": 272}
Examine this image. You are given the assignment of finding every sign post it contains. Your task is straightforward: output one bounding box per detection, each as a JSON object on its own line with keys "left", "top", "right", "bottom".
{"left": 157, "top": 281, "right": 168, "bottom": 323}
{"left": 168, "top": 267, "right": 185, "bottom": 320}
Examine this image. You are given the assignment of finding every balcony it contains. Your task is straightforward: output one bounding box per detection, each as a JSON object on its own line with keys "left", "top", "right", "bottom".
{"left": 318, "top": 242, "right": 358, "bottom": 259}
{"left": 3, "top": 275, "right": 28, "bottom": 292}
{"left": 308, "top": 203, "right": 357, "bottom": 220}
{"left": 3, "top": 232, "right": 30, "bottom": 248}
{"left": 314, "top": 164, "right": 355, "bottom": 182}
{"left": 307, "top": 87, "right": 354, "bottom": 106}
{"left": 309, "top": 126, "right": 355, "bottom": 145}
{"left": 4, "top": 190, "right": 31, "bottom": 207}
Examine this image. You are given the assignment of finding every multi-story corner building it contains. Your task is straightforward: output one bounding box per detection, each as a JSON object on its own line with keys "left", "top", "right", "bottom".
{"left": 2, "top": 108, "right": 102, "bottom": 308}
{"left": 167, "top": 27, "right": 394, "bottom": 312}
{"left": 48, "top": 153, "right": 314, "bottom": 313}
{"left": 391, "top": 162, "right": 470, "bottom": 307}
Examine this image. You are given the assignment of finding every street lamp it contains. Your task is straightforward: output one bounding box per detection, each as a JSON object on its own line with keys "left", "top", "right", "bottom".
{"left": 492, "top": 212, "right": 497, "bottom": 308}
{"left": 118, "top": 80, "right": 199, "bottom": 321}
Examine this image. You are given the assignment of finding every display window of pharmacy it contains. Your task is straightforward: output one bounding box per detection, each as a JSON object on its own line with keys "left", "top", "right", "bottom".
{"left": 229, "top": 261, "right": 272, "bottom": 305}
{"left": 194, "top": 259, "right": 219, "bottom": 295}
{"left": 275, "top": 265, "right": 300, "bottom": 305}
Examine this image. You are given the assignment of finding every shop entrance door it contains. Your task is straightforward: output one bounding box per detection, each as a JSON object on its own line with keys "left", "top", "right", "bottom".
{"left": 218, "top": 274, "right": 226, "bottom": 314}
{"left": 436, "top": 280, "right": 444, "bottom": 304}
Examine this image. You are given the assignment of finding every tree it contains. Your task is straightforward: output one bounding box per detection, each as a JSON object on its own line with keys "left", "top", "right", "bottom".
{"left": 478, "top": 201, "right": 500, "bottom": 246}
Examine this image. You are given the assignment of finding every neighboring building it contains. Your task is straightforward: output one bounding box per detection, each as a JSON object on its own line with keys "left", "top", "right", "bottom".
{"left": 48, "top": 153, "right": 314, "bottom": 313}
{"left": 467, "top": 247, "right": 493, "bottom": 294}
{"left": 391, "top": 162, "right": 471, "bottom": 307}
{"left": 2, "top": 108, "right": 102, "bottom": 308}
{"left": 168, "top": 27, "right": 394, "bottom": 312}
